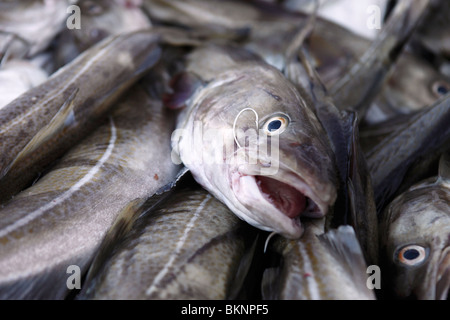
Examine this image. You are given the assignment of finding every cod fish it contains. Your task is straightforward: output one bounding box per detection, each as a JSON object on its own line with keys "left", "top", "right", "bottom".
{"left": 379, "top": 152, "right": 450, "bottom": 300}
{"left": 56, "top": 0, "right": 151, "bottom": 66}
{"left": 0, "top": 30, "right": 161, "bottom": 203}
{"left": 262, "top": 221, "right": 376, "bottom": 300}
{"left": 169, "top": 44, "right": 338, "bottom": 239}
{"left": 79, "top": 184, "right": 259, "bottom": 300}
{"left": 0, "top": 0, "right": 71, "bottom": 58}
{"left": 0, "top": 79, "right": 179, "bottom": 300}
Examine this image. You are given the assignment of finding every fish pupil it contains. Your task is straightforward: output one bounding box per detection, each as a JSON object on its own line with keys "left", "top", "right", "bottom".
{"left": 403, "top": 249, "right": 420, "bottom": 260}
{"left": 268, "top": 120, "right": 282, "bottom": 132}
{"left": 436, "top": 85, "right": 449, "bottom": 95}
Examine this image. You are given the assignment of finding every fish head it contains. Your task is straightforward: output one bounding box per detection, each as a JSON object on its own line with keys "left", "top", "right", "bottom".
{"left": 380, "top": 54, "right": 450, "bottom": 114}
{"left": 381, "top": 183, "right": 450, "bottom": 300}
{"left": 73, "top": 0, "right": 151, "bottom": 51}
{"left": 175, "top": 62, "right": 338, "bottom": 239}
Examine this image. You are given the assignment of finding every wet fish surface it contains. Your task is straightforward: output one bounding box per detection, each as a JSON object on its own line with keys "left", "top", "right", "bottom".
{"left": 169, "top": 43, "right": 338, "bottom": 239}
{"left": 262, "top": 221, "right": 376, "bottom": 300}
{"left": 0, "top": 78, "right": 179, "bottom": 299}
{"left": 0, "top": 30, "right": 162, "bottom": 203}
{"left": 79, "top": 184, "right": 259, "bottom": 300}
{"left": 379, "top": 152, "right": 450, "bottom": 300}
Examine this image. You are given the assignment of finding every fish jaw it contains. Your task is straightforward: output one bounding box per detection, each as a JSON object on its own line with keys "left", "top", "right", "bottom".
{"left": 229, "top": 165, "right": 333, "bottom": 239}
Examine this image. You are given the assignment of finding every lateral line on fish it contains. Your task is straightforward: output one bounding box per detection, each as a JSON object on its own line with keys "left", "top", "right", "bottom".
{"left": 0, "top": 39, "right": 113, "bottom": 134}
{"left": 298, "top": 241, "right": 320, "bottom": 300}
{"left": 145, "top": 194, "right": 213, "bottom": 296}
{"left": 0, "top": 117, "right": 117, "bottom": 239}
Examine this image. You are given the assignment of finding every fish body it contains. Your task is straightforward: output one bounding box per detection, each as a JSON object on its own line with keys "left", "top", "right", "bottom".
{"left": 379, "top": 152, "right": 450, "bottom": 300}
{"left": 0, "top": 0, "right": 70, "bottom": 58}
{"left": 366, "top": 94, "right": 450, "bottom": 211}
{"left": 0, "top": 30, "right": 161, "bottom": 203}
{"left": 79, "top": 186, "right": 258, "bottom": 300}
{"left": 170, "top": 44, "right": 338, "bottom": 239}
{"left": 56, "top": 0, "right": 151, "bottom": 66}
{"left": 0, "top": 79, "right": 179, "bottom": 299}
{"left": 262, "top": 222, "right": 376, "bottom": 300}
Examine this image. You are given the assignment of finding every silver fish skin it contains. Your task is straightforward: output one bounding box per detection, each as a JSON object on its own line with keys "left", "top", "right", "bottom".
{"left": 413, "top": 0, "right": 450, "bottom": 58}
{"left": 0, "top": 59, "right": 48, "bottom": 109}
{"left": 329, "top": 0, "right": 432, "bottom": 116}
{"left": 0, "top": 80, "right": 179, "bottom": 300}
{"left": 262, "top": 221, "right": 376, "bottom": 300}
{"left": 56, "top": 0, "right": 151, "bottom": 66}
{"left": 364, "top": 52, "right": 450, "bottom": 125}
{"left": 79, "top": 186, "right": 258, "bottom": 300}
{"left": 366, "top": 93, "right": 450, "bottom": 210}
{"left": 303, "top": 16, "right": 450, "bottom": 123}
{"left": 143, "top": 0, "right": 449, "bottom": 123}
{"left": 171, "top": 44, "right": 338, "bottom": 239}
{"left": 0, "top": 0, "right": 71, "bottom": 58}
{"left": 0, "top": 30, "right": 162, "bottom": 203}
{"left": 379, "top": 152, "right": 450, "bottom": 300}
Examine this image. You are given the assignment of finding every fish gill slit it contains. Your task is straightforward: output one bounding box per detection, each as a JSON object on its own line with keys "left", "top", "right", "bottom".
{"left": 145, "top": 194, "right": 213, "bottom": 296}
{"left": 0, "top": 42, "right": 112, "bottom": 134}
{"left": 0, "top": 117, "right": 117, "bottom": 239}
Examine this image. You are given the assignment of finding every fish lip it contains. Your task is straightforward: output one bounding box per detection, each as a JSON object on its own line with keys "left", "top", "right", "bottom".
{"left": 229, "top": 165, "right": 330, "bottom": 239}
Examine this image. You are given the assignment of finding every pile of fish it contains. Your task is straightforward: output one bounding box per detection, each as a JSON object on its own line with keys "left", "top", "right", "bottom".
{"left": 0, "top": 0, "right": 448, "bottom": 300}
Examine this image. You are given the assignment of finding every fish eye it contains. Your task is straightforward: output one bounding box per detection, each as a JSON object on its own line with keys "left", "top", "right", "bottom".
{"left": 431, "top": 81, "right": 450, "bottom": 98}
{"left": 262, "top": 115, "right": 289, "bottom": 136}
{"left": 395, "top": 245, "right": 427, "bottom": 266}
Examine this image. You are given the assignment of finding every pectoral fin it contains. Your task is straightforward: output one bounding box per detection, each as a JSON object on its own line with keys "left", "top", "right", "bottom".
{"left": 2, "top": 88, "right": 79, "bottom": 178}
{"left": 318, "top": 226, "right": 375, "bottom": 299}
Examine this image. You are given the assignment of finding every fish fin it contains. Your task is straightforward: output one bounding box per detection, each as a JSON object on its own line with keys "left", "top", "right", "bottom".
{"left": 227, "top": 232, "right": 260, "bottom": 300}
{"left": 330, "top": 0, "right": 432, "bottom": 116}
{"left": 81, "top": 198, "right": 147, "bottom": 289}
{"left": 155, "top": 166, "right": 191, "bottom": 195}
{"left": 318, "top": 225, "right": 375, "bottom": 298}
{"left": 261, "top": 267, "right": 281, "bottom": 300}
{"left": 437, "top": 151, "right": 450, "bottom": 186}
{"left": 80, "top": 192, "right": 176, "bottom": 298}
{"left": 162, "top": 72, "right": 203, "bottom": 109}
{"left": 2, "top": 88, "right": 78, "bottom": 177}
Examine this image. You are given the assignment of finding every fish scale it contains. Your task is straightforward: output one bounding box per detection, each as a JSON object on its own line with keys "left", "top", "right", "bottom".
{"left": 0, "top": 79, "right": 179, "bottom": 299}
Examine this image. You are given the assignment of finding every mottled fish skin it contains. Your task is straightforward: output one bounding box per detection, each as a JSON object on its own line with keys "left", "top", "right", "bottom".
{"left": 379, "top": 152, "right": 450, "bottom": 300}
{"left": 0, "top": 80, "right": 179, "bottom": 300}
{"left": 171, "top": 44, "right": 338, "bottom": 239}
{"left": 262, "top": 221, "right": 376, "bottom": 300}
{"left": 0, "top": 30, "right": 162, "bottom": 203}
{"left": 0, "top": 0, "right": 70, "bottom": 58}
{"left": 79, "top": 186, "right": 258, "bottom": 300}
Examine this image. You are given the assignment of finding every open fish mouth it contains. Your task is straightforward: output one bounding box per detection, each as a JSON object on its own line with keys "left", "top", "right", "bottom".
{"left": 230, "top": 169, "right": 328, "bottom": 239}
